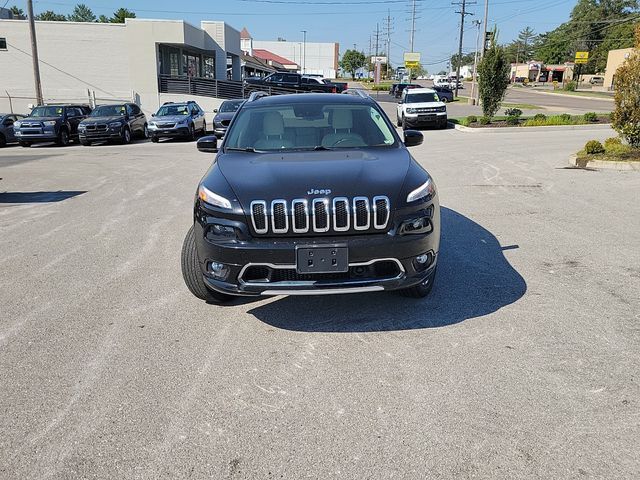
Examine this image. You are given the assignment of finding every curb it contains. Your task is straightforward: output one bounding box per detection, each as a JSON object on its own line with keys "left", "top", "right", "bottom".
{"left": 569, "top": 153, "right": 640, "bottom": 171}
{"left": 451, "top": 122, "right": 613, "bottom": 133}
{"left": 525, "top": 89, "right": 614, "bottom": 102}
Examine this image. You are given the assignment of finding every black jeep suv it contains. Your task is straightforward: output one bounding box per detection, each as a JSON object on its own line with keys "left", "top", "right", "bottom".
{"left": 78, "top": 103, "right": 148, "bottom": 145}
{"left": 181, "top": 93, "right": 440, "bottom": 303}
{"left": 14, "top": 104, "right": 91, "bottom": 147}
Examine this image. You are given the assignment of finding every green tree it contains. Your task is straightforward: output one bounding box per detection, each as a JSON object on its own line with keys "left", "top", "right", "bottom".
{"left": 340, "top": 49, "right": 367, "bottom": 80}
{"left": 36, "top": 10, "right": 68, "bottom": 21}
{"left": 505, "top": 27, "right": 538, "bottom": 63}
{"left": 477, "top": 31, "right": 511, "bottom": 118}
{"left": 611, "top": 24, "right": 640, "bottom": 146}
{"left": 110, "top": 8, "right": 136, "bottom": 23}
{"left": 67, "top": 4, "right": 96, "bottom": 22}
{"left": 450, "top": 52, "right": 475, "bottom": 70}
{"left": 97, "top": 14, "right": 110, "bottom": 23}
{"left": 9, "top": 5, "right": 24, "bottom": 16}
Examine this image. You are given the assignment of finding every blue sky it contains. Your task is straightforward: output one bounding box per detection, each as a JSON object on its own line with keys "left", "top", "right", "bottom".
{"left": 27, "top": 0, "right": 578, "bottom": 71}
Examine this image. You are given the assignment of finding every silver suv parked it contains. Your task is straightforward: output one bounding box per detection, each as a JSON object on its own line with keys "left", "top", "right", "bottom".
{"left": 149, "top": 101, "right": 206, "bottom": 142}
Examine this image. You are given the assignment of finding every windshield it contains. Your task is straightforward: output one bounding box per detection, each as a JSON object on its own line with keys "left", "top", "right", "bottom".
{"left": 90, "top": 105, "right": 126, "bottom": 117}
{"left": 30, "top": 106, "right": 64, "bottom": 117}
{"left": 219, "top": 100, "right": 243, "bottom": 113}
{"left": 406, "top": 93, "right": 439, "bottom": 103}
{"left": 156, "top": 104, "right": 190, "bottom": 116}
{"left": 224, "top": 102, "right": 397, "bottom": 151}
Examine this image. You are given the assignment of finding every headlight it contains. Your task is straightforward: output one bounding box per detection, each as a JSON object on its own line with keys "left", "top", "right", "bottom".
{"left": 13, "top": 121, "right": 21, "bottom": 128}
{"left": 198, "top": 185, "right": 232, "bottom": 210}
{"left": 78, "top": 124, "right": 86, "bottom": 131}
{"left": 109, "top": 122, "right": 122, "bottom": 128}
{"left": 407, "top": 177, "right": 436, "bottom": 203}
{"left": 148, "top": 121, "right": 156, "bottom": 127}
{"left": 406, "top": 108, "right": 416, "bottom": 114}
{"left": 178, "top": 117, "right": 189, "bottom": 125}
{"left": 43, "top": 121, "right": 56, "bottom": 126}
{"left": 438, "top": 106, "right": 446, "bottom": 112}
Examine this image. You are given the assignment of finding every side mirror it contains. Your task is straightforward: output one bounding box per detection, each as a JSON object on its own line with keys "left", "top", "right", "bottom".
{"left": 403, "top": 130, "right": 424, "bottom": 147}
{"left": 213, "top": 109, "right": 218, "bottom": 113}
{"left": 197, "top": 135, "right": 218, "bottom": 153}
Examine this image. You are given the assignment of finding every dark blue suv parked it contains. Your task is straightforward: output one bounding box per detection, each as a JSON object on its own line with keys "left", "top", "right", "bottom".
{"left": 14, "top": 104, "right": 91, "bottom": 147}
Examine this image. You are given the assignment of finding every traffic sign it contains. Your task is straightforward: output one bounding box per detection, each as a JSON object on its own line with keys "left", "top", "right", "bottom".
{"left": 575, "top": 51, "right": 589, "bottom": 64}
{"left": 405, "top": 61, "right": 420, "bottom": 68}
{"left": 404, "top": 52, "right": 421, "bottom": 63}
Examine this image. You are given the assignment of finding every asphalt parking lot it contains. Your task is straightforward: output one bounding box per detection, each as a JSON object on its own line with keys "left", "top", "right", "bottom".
{"left": 1, "top": 125, "right": 639, "bottom": 478}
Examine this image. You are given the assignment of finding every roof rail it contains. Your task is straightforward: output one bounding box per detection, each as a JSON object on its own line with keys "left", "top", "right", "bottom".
{"left": 247, "top": 91, "right": 269, "bottom": 102}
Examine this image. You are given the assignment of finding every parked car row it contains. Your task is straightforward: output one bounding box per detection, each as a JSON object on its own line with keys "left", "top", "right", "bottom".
{"left": 244, "top": 72, "right": 346, "bottom": 93}
{"left": 3, "top": 99, "right": 241, "bottom": 148}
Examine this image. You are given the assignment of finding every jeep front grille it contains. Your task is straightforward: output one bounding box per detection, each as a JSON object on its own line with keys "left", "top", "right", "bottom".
{"left": 249, "top": 196, "right": 390, "bottom": 235}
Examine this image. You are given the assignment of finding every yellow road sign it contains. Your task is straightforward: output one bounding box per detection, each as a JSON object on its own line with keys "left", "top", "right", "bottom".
{"left": 405, "top": 61, "right": 420, "bottom": 68}
{"left": 575, "top": 51, "right": 589, "bottom": 64}
{"left": 575, "top": 59, "right": 588, "bottom": 64}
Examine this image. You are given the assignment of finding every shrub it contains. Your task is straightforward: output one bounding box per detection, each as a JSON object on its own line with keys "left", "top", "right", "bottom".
{"left": 605, "top": 143, "right": 633, "bottom": 155}
{"left": 604, "top": 137, "right": 622, "bottom": 148}
{"left": 466, "top": 115, "right": 478, "bottom": 124}
{"left": 583, "top": 112, "right": 598, "bottom": 123}
{"left": 559, "top": 113, "right": 572, "bottom": 122}
{"left": 504, "top": 108, "right": 523, "bottom": 117}
{"left": 506, "top": 115, "right": 520, "bottom": 126}
{"left": 477, "top": 29, "right": 510, "bottom": 118}
{"left": 479, "top": 116, "right": 491, "bottom": 125}
{"left": 564, "top": 81, "right": 577, "bottom": 91}
{"left": 533, "top": 113, "right": 547, "bottom": 121}
{"left": 612, "top": 25, "right": 640, "bottom": 147}
{"left": 584, "top": 140, "right": 605, "bottom": 155}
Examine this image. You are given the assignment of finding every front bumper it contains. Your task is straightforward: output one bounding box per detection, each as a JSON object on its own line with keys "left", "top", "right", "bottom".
{"left": 79, "top": 130, "right": 122, "bottom": 141}
{"left": 194, "top": 203, "right": 440, "bottom": 297}
{"left": 15, "top": 130, "right": 58, "bottom": 142}
{"left": 149, "top": 126, "right": 190, "bottom": 138}
{"left": 404, "top": 113, "right": 447, "bottom": 127}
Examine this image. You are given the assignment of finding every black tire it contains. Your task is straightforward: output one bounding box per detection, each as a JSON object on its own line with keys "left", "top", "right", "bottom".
{"left": 441, "top": 97, "right": 449, "bottom": 103}
{"left": 80, "top": 139, "right": 91, "bottom": 146}
{"left": 202, "top": 120, "right": 207, "bottom": 135}
{"left": 181, "top": 226, "right": 234, "bottom": 304}
{"left": 151, "top": 135, "right": 159, "bottom": 143}
{"left": 188, "top": 123, "right": 196, "bottom": 141}
{"left": 143, "top": 123, "right": 149, "bottom": 139}
{"left": 121, "top": 127, "right": 131, "bottom": 144}
{"left": 402, "top": 116, "right": 408, "bottom": 130}
{"left": 0, "top": 133, "right": 6, "bottom": 148}
{"left": 440, "top": 118, "right": 448, "bottom": 129}
{"left": 56, "top": 128, "right": 70, "bottom": 146}
{"left": 19, "top": 141, "right": 31, "bottom": 148}
{"left": 396, "top": 115, "right": 402, "bottom": 127}
{"left": 400, "top": 267, "right": 437, "bottom": 298}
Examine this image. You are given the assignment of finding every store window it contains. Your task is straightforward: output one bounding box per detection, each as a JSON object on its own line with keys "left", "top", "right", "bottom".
{"left": 182, "top": 53, "right": 201, "bottom": 77}
{"left": 203, "top": 56, "right": 215, "bottom": 78}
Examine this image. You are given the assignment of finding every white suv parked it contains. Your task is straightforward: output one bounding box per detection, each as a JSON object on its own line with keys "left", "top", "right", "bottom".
{"left": 396, "top": 87, "right": 448, "bottom": 130}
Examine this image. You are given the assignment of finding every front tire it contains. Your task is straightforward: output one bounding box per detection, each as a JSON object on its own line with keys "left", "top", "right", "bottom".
{"left": 19, "top": 141, "right": 31, "bottom": 148}
{"left": 121, "top": 127, "right": 131, "bottom": 144}
{"left": 396, "top": 115, "right": 402, "bottom": 127}
{"left": 56, "top": 128, "right": 70, "bottom": 146}
{"left": 187, "top": 123, "right": 196, "bottom": 141}
{"left": 151, "top": 135, "right": 159, "bottom": 143}
{"left": 143, "top": 123, "right": 149, "bottom": 139}
{"left": 202, "top": 121, "right": 207, "bottom": 135}
{"left": 80, "top": 139, "right": 91, "bottom": 146}
{"left": 181, "top": 226, "right": 234, "bottom": 304}
{"left": 0, "top": 133, "right": 6, "bottom": 148}
{"left": 441, "top": 97, "right": 449, "bottom": 103}
{"left": 400, "top": 267, "right": 437, "bottom": 298}
{"left": 402, "top": 115, "right": 408, "bottom": 130}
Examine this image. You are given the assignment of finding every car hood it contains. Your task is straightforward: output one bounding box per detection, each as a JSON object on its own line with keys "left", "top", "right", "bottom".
{"left": 214, "top": 112, "right": 235, "bottom": 121}
{"left": 20, "top": 116, "right": 60, "bottom": 123}
{"left": 215, "top": 148, "right": 412, "bottom": 210}
{"left": 81, "top": 116, "right": 125, "bottom": 124}
{"left": 406, "top": 102, "right": 446, "bottom": 109}
{"left": 151, "top": 115, "right": 190, "bottom": 124}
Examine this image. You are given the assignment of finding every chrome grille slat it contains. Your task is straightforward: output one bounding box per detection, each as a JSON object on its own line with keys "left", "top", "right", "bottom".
{"left": 249, "top": 196, "right": 390, "bottom": 235}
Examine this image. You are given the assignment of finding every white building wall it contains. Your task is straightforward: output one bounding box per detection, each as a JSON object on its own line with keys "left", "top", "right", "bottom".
{"left": 0, "top": 20, "right": 130, "bottom": 114}
{"left": 252, "top": 40, "right": 338, "bottom": 78}
{"left": 0, "top": 18, "right": 242, "bottom": 115}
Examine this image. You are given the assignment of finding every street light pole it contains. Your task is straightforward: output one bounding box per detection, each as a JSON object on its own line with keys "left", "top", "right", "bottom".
{"left": 301, "top": 30, "right": 307, "bottom": 74}
{"left": 26, "top": 0, "right": 43, "bottom": 105}
{"left": 481, "top": 0, "right": 489, "bottom": 58}
{"left": 470, "top": 20, "right": 481, "bottom": 105}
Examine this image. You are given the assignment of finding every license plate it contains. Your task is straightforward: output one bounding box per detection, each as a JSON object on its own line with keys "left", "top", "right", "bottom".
{"left": 296, "top": 246, "right": 348, "bottom": 274}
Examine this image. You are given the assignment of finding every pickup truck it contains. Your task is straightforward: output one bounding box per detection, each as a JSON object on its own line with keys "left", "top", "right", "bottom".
{"left": 244, "top": 73, "right": 339, "bottom": 93}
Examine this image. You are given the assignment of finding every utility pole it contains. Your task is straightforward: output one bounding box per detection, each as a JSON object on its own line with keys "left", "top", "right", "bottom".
{"left": 26, "top": 0, "right": 43, "bottom": 105}
{"left": 481, "top": 0, "right": 489, "bottom": 58}
{"left": 408, "top": 0, "right": 417, "bottom": 84}
{"left": 384, "top": 9, "right": 393, "bottom": 79}
{"left": 453, "top": 0, "right": 475, "bottom": 98}
{"left": 300, "top": 30, "right": 307, "bottom": 74}
{"left": 470, "top": 19, "right": 481, "bottom": 105}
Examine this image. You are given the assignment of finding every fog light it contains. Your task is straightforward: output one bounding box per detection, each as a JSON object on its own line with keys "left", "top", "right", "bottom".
{"left": 211, "top": 224, "right": 236, "bottom": 237}
{"left": 208, "top": 261, "right": 230, "bottom": 280}
{"left": 413, "top": 252, "right": 433, "bottom": 272}
{"left": 416, "top": 253, "right": 429, "bottom": 264}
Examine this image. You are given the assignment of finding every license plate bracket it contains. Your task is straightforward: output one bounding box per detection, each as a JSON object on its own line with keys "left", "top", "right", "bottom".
{"left": 296, "top": 245, "right": 349, "bottom": 274}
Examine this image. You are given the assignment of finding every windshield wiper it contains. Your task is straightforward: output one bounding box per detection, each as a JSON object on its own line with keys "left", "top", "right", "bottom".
{"left": 225, "top": 147, "right": 257, "bottom": 153}
{"left": 313, "top": 145, "right": 333, "bottom": 151}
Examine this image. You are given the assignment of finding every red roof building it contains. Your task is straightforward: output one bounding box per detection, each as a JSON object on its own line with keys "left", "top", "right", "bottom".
{"left": 252, "top": 49, "right": 299, "bottom": 71}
